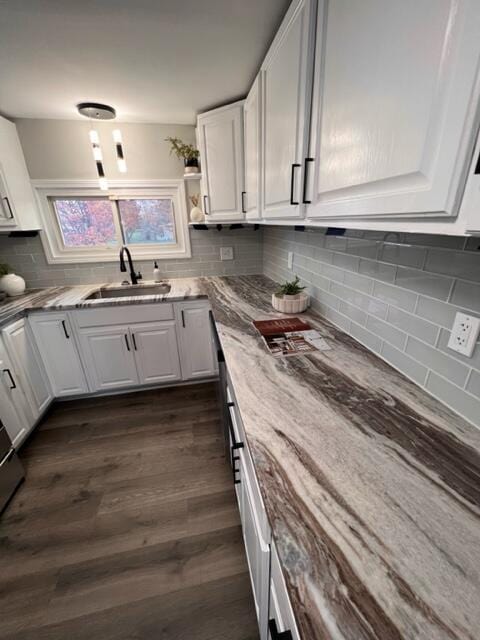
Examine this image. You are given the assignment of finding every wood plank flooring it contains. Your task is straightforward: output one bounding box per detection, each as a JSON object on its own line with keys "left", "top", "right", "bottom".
{"left": 0, "top": 383, "right": 259, "bottom": 640}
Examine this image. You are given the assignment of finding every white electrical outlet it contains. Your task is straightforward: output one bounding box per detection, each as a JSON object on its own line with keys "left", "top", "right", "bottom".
{"left": 447, "top": 312, "right": 480, "bottom": 357}
{"left": 220, "top": 246, "right": 233, "bottom": 260}
{"left": 288, "top": 251, "right": 293, "bottom": 270}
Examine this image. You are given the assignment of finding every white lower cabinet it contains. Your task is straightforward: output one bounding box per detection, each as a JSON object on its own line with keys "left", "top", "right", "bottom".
{"left": 2, "top": 318, "right": 52, "bottom": 419}
{"left": 26, "top": 302, "right": 215, "bottom": 398}
{"left": 269, "top": 542, "right": 300, "bottom": 640}
{"left": 131, "top": 321, "right": 181, "bottom": 385}
{"left": 78, "top": 325, "right": 139, "bottom": 392}
{"left": 240, "top": 446, "right": 271, "bottom": 640}
{"left": 28, "top": 312, "right": 88, "bottom": 397}
{"left": 0, "top": 340, "right": 31, "bottom": 447}
{"left": 177, "top": 303, "right": 218, "bottom": 380}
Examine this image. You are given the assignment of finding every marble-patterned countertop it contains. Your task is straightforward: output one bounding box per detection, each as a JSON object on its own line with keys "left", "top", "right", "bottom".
{"left": 1, "top": 275, "right": 479, "bottom": 639}
{"left": 0, "top": 279, "right": 207, "bottom": 328}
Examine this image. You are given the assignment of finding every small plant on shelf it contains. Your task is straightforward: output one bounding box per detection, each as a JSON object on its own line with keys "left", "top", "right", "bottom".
{"left": 165, "top": 137, "right": 200, "bottom": 174}
{"left": 276, "top": 276, "right": 306, "bottom": 298}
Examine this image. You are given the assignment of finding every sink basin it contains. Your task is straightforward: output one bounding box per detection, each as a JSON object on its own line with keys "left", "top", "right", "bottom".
{"left": 85, "top": 283, "right": 171, "bottom": 300}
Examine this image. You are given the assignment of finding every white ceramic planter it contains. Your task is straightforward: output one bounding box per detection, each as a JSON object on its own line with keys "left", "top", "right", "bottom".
{"left": 0, "top": 273, "right": 26, "bottom": 297}
{"left": 272, "top": 292, "right": 309, "bottom": 314}
{"left": 190, "top": 206, "right": 205, "bottom": 223}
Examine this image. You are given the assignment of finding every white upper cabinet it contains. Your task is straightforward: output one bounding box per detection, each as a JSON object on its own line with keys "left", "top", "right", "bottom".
{"left": 244, "top": 75, "right": 262, "bottom": 220}
{"left": 306, "top": 0, "right": 480, "bottom": 222}
{"left": 260, "top": 0, "right": 316, "bottom": 220}
{"left": 0, "top": 115, "right": 41, "bottom": 231}
{"left": 197, "top": 101, "right": 245, "bottom": 221}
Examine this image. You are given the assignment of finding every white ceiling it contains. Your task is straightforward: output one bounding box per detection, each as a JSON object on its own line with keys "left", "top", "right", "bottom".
{"left": 0, "top": 0, "right": 289, "bottom": 124}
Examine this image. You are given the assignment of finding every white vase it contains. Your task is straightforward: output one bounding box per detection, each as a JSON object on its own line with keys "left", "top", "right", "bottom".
{"left": 272, "top": 292, "right": 309, "bottom": 314}
{"left": 0, "top": 273, "right": 26, "bottom": 297}
{"left": 190, "top": 206, "right": 205, "bottom": 223}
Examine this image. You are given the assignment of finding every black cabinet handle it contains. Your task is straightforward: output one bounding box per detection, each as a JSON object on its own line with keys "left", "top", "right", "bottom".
{"left": 269, "top": 620, "right": 293, "bottom": 640}
{"left": 131, "top": 333, "right": 137, "bottom": 350}
{"left": 302, "top": 158, "right": 314, "bottom": 204}
{"left": 241, "top": 191, "right": 247, "bottom": 214}
{"left": 290, "top": 163, "right": 301, "bottom": 205}
{"left": 124, "top": 334, "right": 130, "bottom": 351}
{"left": 227, "top": 401, "right": 244, "bottom": 451}
{"left": 232, "top": 453, "right": 241, "bottom": 484}
{"left": 3, "top": 197, "right": 14, "bottom": 219}
{"left": 474, "top": 149, "right": 480, "bottom": 175}
{"left": 203, "top": 195, "right": 209, "bottom": 215}
{"left": 3, "top": 368, "right": 16, "bottom": 390}
{"left": 61, "top": 319, "right": 70, "bottom": 339}
{"left": 181, "top": 310, "right": 185, "bottom": 327}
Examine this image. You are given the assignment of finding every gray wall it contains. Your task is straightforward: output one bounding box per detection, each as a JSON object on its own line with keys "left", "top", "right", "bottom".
{"left": 0, "top": 119, "right": 263, "bottom": 283}
{"left": 0, "top": 228, "right": 263, "bottom": 287}
{"left": 263, "top": 227, "right": 480, "bottom": 428}
{"left": 15, "top": 119, "right": 196, "bottom": 180}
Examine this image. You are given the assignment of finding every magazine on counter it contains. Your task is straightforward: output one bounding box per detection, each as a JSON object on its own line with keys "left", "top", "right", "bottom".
{"left": 253, "top": 317, "right": 331, "bottom": 357}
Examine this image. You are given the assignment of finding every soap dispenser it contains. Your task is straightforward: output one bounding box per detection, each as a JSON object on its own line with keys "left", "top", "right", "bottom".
{"left": 153, "top": 261, "right": 161, "bottom": 282}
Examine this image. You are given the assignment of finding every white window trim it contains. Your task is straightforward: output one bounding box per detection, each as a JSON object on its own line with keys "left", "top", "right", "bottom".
{"left": 32, "top": 179, "right": 191, "bottom": 264}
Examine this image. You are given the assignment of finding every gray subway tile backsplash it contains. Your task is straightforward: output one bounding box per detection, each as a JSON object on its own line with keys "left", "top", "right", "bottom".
{"left": 0, "top": 228, "right": 263, "bottom": 287}
{"left": 264, "top": 226, "right": 480, "bottom": 429}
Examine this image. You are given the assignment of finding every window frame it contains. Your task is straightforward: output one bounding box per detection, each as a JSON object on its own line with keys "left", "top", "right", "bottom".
{"left": 33, "top": 179, "right": 192, "bottom": 264}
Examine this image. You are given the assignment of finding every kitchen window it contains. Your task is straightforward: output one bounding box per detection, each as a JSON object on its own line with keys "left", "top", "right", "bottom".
{"left": 34, "top": 180, "right": 191, "bottom": 264}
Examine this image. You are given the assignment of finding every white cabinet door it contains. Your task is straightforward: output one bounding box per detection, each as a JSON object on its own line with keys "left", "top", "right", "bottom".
{"left": 0, "top": 342, "right": 31, "bottom": 447}
{"left": 177, "top": 303, "right": 217, "bottom": 380}
{"left": 244, "top": 75, "right": 262, "bottom": 220}
{"left": 28, "top": 313, "right": 88, "bottom": 397}
{"left": 0, "top": 115, "right": 41, "bottom": 230}
{"left": 131, "top": 321, "right": 181, "bottom": 385}
{"left": 261, "top": 0, "right": 316, "bottom": 220}
{"left": 2, "top": 319, "right": 52, "bottom": 418}
{"left": 240, "top": 448, "right": 270, "bottom": 640}
{"left": 78, "top": 325, "right": 138, "bottom": 392}
{"left": 307, "top": 0, "right": 480, "bottom": 221}
{"left": 269, "top": 541, "right": 300, "bottom": 640}
{"left": 198, "top": 101, "right": 245, "bottom": 221}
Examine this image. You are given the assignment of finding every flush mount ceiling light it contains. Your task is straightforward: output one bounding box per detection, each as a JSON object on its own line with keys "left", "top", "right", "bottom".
{"left": 77, "top": 102, "right": 116, "bottom": 120}
{"left": 77, "top": 102, "right": 127, "bottom": 189}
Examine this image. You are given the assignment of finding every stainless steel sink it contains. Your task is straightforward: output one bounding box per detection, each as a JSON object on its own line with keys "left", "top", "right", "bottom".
{"left": 85, "top": 283, "right": 171, "bottom": 300}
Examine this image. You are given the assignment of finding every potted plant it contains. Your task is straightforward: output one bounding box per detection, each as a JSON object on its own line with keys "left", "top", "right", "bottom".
{"left": 165, "top": 136, "right": 200, "bottom": 174}
{"left": 272, "top": 276, "right": 309, "bottom": 314}
{"left": 0, "top": 263, "right": 26, "bottom": 297}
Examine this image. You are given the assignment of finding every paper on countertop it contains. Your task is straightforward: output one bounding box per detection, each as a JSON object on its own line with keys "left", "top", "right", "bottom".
{"left": 299, "top": 329, "right": 332, "bottom": 351}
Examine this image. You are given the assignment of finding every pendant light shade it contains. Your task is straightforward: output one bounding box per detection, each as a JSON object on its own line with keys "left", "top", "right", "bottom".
{"left": 112, "top": 129, "right": 127, "bottom": 173}
{"left": 88, "top": 129, "right": 108, "bottom": 190}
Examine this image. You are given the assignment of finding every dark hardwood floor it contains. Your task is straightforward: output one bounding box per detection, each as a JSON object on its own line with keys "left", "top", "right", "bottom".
{"left": 0, "top": 383, "right": 259, "bottom": 640}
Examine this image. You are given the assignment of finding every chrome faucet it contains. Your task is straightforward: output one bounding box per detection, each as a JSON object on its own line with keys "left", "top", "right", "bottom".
{"left": 119, "top": 246, "right": 142, "bottom": 285}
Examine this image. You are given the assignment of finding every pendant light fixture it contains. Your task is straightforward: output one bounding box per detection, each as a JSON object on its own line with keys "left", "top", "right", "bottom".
{"left": 112, "top": 129, "right": 127, "bottom": 173}
{"left": 77, "top": 102, "right": 127, "bottom": 190}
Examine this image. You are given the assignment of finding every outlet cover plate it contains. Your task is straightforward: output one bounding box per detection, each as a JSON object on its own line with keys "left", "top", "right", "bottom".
{"left": 447, "top": 312, "right": 480, "bottom": 357}
{"left": 220, "top": 246, "right": 234, "bottom": 261}
{"left": 288, "top": 251, "right": 293, "bottom": 270}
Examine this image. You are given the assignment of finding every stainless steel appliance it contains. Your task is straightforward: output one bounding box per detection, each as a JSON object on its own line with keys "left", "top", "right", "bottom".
{"left": 0, "top": 422, "right": 24, "bottom": 513}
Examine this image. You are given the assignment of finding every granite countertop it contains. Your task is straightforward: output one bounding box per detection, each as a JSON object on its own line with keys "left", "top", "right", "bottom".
{"left": 0, "top": 279, "right": 207, "bottom": 328}
{"left": 1, "top": 275, "right": 479, "bottom": 639}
